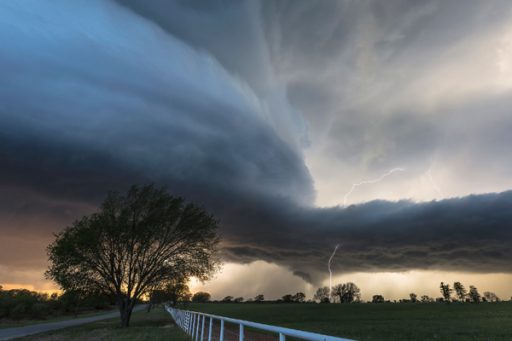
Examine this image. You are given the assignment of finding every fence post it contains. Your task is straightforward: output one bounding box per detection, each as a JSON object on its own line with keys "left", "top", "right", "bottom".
{"left": 192, "top": 313, "right": 197, "bottom": 337}
{"left": 183, "top": 312, "right": 190, "bottom": 334}
{"left": 189, "top": 312, "right": 193, "bottom": 335}
{"left": 189, "top": 313, "right": 194, "bottom": 337}
{"left": 195, "top": 314, "right": 200, "bottom": 341}
{"left": 201, "top": 314, "right": 205, "bottom": 341}
{"left": 189, "top": 313, "right": 193, "bottom": 336}
{"left": 279, "top": 332, "right": 286, "bottom": 341}
{"left": 208, "top": 316, "right": 213, "bottom": 341}
{"left": 220, "top": 319, "right": 225, "bottom": 341}
{"left": 239, "top": 323, "right": 244, "bottom": 341}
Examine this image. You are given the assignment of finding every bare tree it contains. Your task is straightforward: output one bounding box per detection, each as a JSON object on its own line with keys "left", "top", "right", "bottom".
{"left": 313, "top": 287, "right": 330, "bottom": 303}
{"left": 483, "top": 291, "right": 500, "bottom": 302}
{"left": 468, "top": 285, "right": 481, "bottom": 303}
{"left": 332, "top": 282, "right": 361, "bottom": 303}
{"left": 440, "top": 282, "right": 453, "bottom": 302}
{"left": 46, "top": 185, "right": 220, "bottom": 327}
{"left": 293, "top": 292, "right": 306, "bottom": 303}
{"left": 453, "top": 282, "right": 467, "bottom": 302}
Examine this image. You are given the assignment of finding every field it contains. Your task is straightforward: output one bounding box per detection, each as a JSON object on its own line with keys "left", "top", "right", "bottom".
{"left": 11, "top": 302, "right": 512, "bottom": 340}
{"left": 19, "top": 307, "right": 189, "bottom": 341}
{"left": 188, "top": 302, "right": 512, "bottom": 341}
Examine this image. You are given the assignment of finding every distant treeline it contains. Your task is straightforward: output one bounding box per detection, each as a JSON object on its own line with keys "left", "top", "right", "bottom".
{"left": 183, "top": 281, "right": 507, "bottom": 305}
{"left": 0, "top": 285, "right": 116, "bottom": 321}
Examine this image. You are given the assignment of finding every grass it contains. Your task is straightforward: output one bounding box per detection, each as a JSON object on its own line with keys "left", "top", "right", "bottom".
{"left": 188, "top": 302, "right": 512, "bottom": 341}
{"left": 19, "top": 306, "right": 189, "bottom": 341}
{"left": 0, "top": 308, "right": 117, "bottom": 329}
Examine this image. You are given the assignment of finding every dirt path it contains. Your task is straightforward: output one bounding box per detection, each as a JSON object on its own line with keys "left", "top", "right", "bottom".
{"left": 0, "top": 305, "right": 146, "bottom": 340}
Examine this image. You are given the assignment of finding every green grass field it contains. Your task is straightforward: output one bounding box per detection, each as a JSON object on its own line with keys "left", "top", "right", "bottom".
{"left": 188, "top": 302, "right": 512, "bottom": 341}
{"left": 19, "top": 307, "right": 189, "bottom": 341}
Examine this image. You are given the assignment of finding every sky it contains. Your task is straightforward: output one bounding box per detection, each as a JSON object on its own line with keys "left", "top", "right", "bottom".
{"left": 1, "top": 0, "right": 512, "bottom": 301}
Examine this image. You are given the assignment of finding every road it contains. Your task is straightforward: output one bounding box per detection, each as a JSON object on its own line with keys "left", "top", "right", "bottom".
{"left": 0, "top": 305, "right": 146, "bottom": 340}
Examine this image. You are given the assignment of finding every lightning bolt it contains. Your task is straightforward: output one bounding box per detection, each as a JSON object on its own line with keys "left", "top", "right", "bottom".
{"left": 328, "top": 244, "right": 340, "bottom": 302}
{"left": 343, "top": 168, "right": 405, "bottom": 206}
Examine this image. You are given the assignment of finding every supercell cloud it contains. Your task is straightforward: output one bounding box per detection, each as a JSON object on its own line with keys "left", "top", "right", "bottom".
{"left": 1, "top": 0, "right": 512, "bottom": 289}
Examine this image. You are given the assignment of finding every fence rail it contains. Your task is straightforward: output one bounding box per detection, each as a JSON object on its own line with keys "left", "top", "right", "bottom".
{"left": 165, "top": 305, "right": 354, "bottom": 341}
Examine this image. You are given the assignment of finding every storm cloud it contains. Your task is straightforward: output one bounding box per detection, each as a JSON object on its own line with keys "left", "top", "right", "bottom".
{"left": 1, "top": 0, "right": 512, "bottom": 288}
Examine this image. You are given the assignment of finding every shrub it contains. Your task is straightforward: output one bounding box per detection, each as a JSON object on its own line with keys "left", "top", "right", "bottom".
{"left": 10, "top": 303, "right": 27, "bottom": 320}
{"left": 31, "top": 303, "right": 50, "bottom": 319}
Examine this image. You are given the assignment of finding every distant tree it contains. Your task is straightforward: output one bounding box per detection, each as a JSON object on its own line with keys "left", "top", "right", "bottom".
{"left": 332, "top": 282, "right": 361, "bottom": 304}
{"left": 254, "top": 294, "right": 265, "bottom": 302}
{"left": 440, "top": 282, "right": 453, "bottom": 302}
{"left": 421, "top": 295, "right": 433, "bottom": 303}
{"left": 192, "top": 292, "right": 211, "bottom": 303}
{"left": 282, "top": 294, "right": 294, "bottom": 303}
{"left": 58, "top": 290, "right": 81, "bottom": 315}
{"left": 372, "top": 295, "right": 385, "bottom": 303}
{"left": 233, "top": 297, "right": 244, "bottom": 303}
{"left": 293, "top": 292, "right": 306, "bottom": 303}
{"left": 409, "top": 293, "right": 418, "bottom": 303}
{"left": 468, "top": 286, "right": 481, "bottom": 303}
{"left": 46, "top": 185, "right": 220, "bottom": 327}
{"left": 313, "top": 287, "right": 330, "bottom": 303}
{"left": 148, "top": 277, "right": 191, "bottom": 311}
{"left": 483, "top": 291, "right": 500, "bottom": 302}
{"left": 453, "top": 282, "right": 467, "bottom": 302}
{"left": 148, "top": 290, "right": 168, "bottom": 311}
{"left": 221, "top": 296, "right": 233, "bottom": 303}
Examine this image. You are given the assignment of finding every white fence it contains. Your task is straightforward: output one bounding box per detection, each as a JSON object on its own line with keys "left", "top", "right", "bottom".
{"left": 165, "top": 305, "right": 355, "bottom": 341}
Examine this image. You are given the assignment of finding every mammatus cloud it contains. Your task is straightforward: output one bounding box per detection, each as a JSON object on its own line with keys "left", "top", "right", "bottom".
{"left": 1, "top": 0, "right": 512, "bottom": 292}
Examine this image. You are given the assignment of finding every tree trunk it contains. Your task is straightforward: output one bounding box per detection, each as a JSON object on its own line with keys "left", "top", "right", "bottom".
{"left": 119, "top": 297, "right": 135, "bottom": 328}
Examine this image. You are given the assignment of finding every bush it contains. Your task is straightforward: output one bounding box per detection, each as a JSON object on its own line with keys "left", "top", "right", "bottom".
{"left": 31, "top": 303, "right": 50, "bottom": 319}
{"left": 0, "top": 288, "right": 116, "bottom": 320}
{"left": 10, "top": 303, "right": 27, "bottom": 320}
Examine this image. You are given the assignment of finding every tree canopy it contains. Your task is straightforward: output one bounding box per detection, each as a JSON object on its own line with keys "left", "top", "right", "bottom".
{"left": 332, "top": 282, "right": 361, "bottom": 303}
{"left": 46, "top": 184, "right": 220, "bottom": 327}
{"left": 192, "top": 292, "right": 211, "bottom": 303}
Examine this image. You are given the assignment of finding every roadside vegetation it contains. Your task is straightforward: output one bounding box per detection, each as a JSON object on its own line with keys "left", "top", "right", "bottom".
{"left": 0, "top": 286, "right": 115, "bottom": 328}
{"left": 18, "top": 306, "right": 189, "bottom": 341}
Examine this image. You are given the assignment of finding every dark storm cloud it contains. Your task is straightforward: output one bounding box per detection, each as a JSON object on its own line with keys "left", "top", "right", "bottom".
{"left": 220, "top": 191, "right": 512, "bottom": 283}
{"left": 0, "top": 0, "right": 313, "bottom": 272}
{"left": 0, "top": 0, "right": 313, "bottom": 206}
{"left": 1, "top": 0, "right": 512, "bottom": 289}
